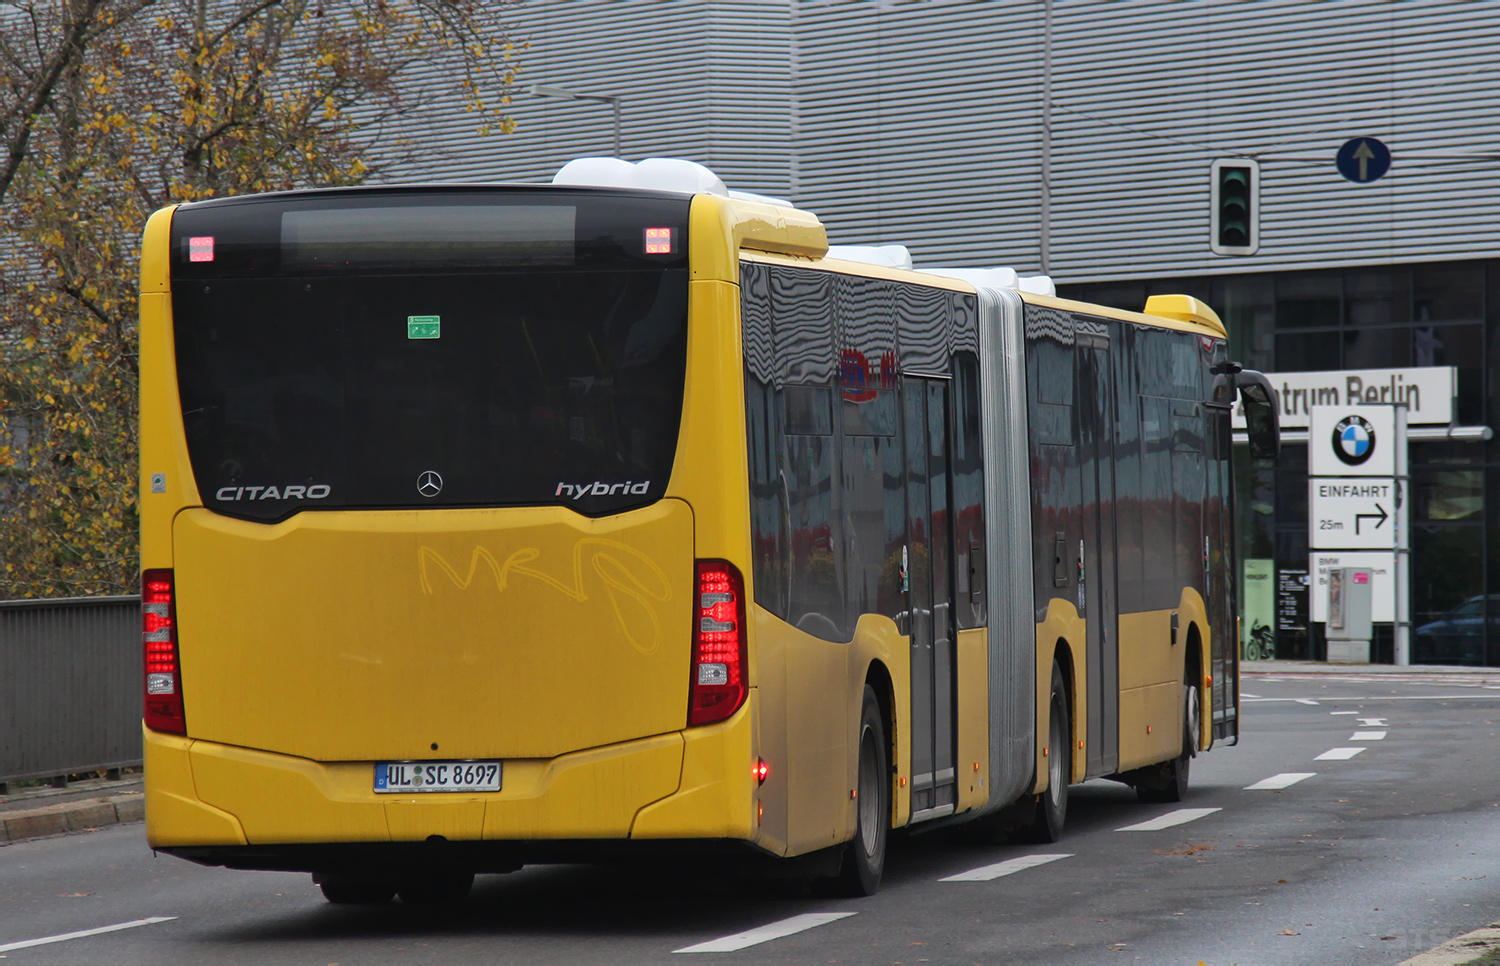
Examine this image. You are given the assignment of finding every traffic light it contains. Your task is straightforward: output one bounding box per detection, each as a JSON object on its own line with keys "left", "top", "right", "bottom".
{"left": 1210, "top": 158, "right": 1259, "bottom": 255}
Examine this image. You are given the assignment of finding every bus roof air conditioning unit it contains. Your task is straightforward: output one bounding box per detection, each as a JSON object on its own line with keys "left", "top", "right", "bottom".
{"left": 924, "top": 267, "right": 1056, "bottom": 297}
{"left": 826, "top": 245, "right": 914, "bottom": 270}
{"left": 552, "top": 157, "right": 794, "bottom": 208}
{"left": 554, "top": 157, "right": 728, "bottom": 196}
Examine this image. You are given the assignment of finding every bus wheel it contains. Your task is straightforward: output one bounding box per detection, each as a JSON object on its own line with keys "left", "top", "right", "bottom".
{"left": 836, "top": 685, "right": 890, "bottom": 896}
{"left": 1137, "top": 681, "right": 1196, "bottom": 804}
{"left": 396, "top": 870, "right": 475, "bottom": 905}
{"left": 315, "top": 874, "right": 395, "bottom": 904}
{"left": 1032, "top": 662, "right": 1071, "bottom": 843}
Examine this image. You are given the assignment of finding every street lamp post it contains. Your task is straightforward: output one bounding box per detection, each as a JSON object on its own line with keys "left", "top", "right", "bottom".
{"left": 531, "top": 83, "right": 623, "bottom": 157}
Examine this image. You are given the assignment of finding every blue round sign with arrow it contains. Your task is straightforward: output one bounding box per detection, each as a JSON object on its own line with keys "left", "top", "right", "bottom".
{"left": 1336, "top": 137, "right": 1391, "bottom": 184}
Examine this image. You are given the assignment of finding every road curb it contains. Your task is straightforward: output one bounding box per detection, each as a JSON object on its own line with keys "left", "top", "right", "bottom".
{"left": 1400, "top": 923, "right": 1500, "bottom": 966}
{"left": 0, "top": 792, "right": 144, "bottom": 845}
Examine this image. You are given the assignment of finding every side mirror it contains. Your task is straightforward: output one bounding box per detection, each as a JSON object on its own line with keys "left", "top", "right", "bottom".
{"left": 1210, "top": 363, "right": 1280, "bottom": 461}
{"left": 1237, "top": 371, "right": 1280, "bottom": 460}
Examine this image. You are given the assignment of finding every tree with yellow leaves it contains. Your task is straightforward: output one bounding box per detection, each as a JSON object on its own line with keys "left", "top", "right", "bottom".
{"left": 0, "top": 0, "right": 524, "bottom": 598}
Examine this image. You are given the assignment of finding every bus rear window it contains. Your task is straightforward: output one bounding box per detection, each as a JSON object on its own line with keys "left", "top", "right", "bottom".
{"left": 169, "top": 189, "right": 690, "bottom": 520}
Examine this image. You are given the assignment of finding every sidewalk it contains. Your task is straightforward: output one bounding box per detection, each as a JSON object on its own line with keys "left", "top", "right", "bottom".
{"left": 1243, "top": 659, "right": 1499, "bottom": 681}
{"left": 0, "top": 773, "right": 143, "bottom": 845}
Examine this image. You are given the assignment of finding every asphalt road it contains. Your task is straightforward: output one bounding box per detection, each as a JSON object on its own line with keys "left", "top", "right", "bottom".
{"left": 4, "top": 670, "right": 1500, "bottom": 964}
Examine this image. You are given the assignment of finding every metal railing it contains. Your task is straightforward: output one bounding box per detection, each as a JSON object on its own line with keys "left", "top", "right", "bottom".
{"left": 0, "top": 595, "right": 141, "bottom": 789}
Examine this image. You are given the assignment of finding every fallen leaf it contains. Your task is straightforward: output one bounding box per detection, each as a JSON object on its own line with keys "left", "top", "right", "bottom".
{"left": 1280, "top": 929, "right": 1300, "bottom": 936}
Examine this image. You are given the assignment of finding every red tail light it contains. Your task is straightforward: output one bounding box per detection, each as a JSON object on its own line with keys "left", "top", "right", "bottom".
{"left": 142, "top": 568, "right": 186, "bottom": 734}
{"left": 688, "top": 560, "right": 747, "bottom": 726}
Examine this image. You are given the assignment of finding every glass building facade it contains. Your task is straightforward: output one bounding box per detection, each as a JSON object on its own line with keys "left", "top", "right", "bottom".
{"left": 1060, "top": 261, "right": 1500, "bottom": 666}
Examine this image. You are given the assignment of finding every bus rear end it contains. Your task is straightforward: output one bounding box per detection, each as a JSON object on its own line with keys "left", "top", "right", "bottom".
{"left": 138, "top": 187, "right": 758, "bottom": 895}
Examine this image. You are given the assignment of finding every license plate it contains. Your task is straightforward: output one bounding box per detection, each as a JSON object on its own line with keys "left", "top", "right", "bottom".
{"left": 374, "top": 760, "right": 502, "bottom": 794}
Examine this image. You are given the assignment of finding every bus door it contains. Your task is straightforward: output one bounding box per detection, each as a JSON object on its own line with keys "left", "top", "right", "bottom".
{"left": 1075, "top": 330, "right": 1119, "bottom": 776}
{"left": 903, "top": 375, "right": 958, "bottom": 818}
{"left": 1205, "top": 406, "right": 1238, "bottom": 742}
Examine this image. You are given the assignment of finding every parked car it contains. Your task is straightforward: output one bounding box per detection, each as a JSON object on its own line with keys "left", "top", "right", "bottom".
{"left": 1413, "top": 595, "right": 1500, "bottom": 665}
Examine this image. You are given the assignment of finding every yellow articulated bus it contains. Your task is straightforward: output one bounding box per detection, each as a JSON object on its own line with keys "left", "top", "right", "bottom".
{"left": 138, "top": 158, "right": 1280, "bottom": 902}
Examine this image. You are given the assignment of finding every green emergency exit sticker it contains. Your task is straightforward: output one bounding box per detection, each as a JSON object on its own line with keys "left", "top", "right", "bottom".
{"left": 407, "top": 315, "right": 441, "bottom": 339}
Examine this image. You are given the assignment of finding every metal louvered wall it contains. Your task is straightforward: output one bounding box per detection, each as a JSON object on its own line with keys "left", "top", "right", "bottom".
{"left": 401, "top": 1, "right": 1500, "bottom": 282}
{"left": 1041, "top": 1, "right": 1500, "bottom": 280}
{"left": 794, "top": 0, "right": 1500, "bottom": 281}
{"left": 377, "top": 0, "right": 793, "bottom": 198}
{"left": 792, "top": 1, "right": 1044, "bottom": 267}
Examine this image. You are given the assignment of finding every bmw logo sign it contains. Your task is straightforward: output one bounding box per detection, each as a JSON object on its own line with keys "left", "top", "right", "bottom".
{"left": 1331, "top": 415, "right": 1376, "bottom": 466}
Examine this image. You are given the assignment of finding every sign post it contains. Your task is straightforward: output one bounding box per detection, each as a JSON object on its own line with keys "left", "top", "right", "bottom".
{"left": 1308, "top": 403, "right": 1409, "bottom": 663}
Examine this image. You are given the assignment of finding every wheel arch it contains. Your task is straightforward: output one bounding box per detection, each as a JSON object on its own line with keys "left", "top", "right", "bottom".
{"left": 864, "top": 658, "right": 896, "bottom": 761}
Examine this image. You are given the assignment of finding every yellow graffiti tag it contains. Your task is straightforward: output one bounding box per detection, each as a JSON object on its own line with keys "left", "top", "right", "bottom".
{"left": 417, "top": 539, "right": 673, "bottom": 655}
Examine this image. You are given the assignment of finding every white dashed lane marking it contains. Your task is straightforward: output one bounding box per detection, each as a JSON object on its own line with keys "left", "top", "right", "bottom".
{"left": 1295, "top": 698, "right": 1320, "bottom": 705}
{"left": 1331, "top": 711, "right": 1358, "bottom": 715}
{"left": 1351, "top": 730, "right": 1387, "bottom": 741}
{"left": 673, "top": 913, "right": 857, "bottom": 953}
{"left": 941, "top": 853, "right": 1072, "bottom": 882}
{"left": 1116, "top": 808, "right": 1221, "bottom": 832}
{"left": 0, "top": 918, "right": 177, "bottom": 954}
{"left": 1315, "top": 747, "right": 1366, "bottom": 760}
{"left": 1358, "top": 717, "right": 1388, "bottom": 726}
{"left": 1245, "top": 772, "right": 1316, "bottom": 790}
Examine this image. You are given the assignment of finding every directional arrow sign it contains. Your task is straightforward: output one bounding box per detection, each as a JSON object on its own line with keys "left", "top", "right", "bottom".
{"left": 1336, "top": 137, "right": 1391, "bottom": 184}
{"left": 1354, "top": 503, "right": 1389, "bottom": 535}
{"left": 1353, "top": 141, "right": 1375, "bottom": 181}
{"left": 1310, "top": 477, "right": 1397, "bottom": 549}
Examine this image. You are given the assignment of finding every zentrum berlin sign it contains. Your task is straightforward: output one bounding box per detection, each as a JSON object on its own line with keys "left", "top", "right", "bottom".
{"left": 1231, "top": 366, "right": 1456, "bottom": 430}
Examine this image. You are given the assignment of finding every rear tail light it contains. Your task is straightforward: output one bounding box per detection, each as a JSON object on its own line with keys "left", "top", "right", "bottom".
{"left": 688, "top": 560, "right": 747, "bottom": 726}
{"left": 142, "top": 569, "right": 186, "bottom": 734}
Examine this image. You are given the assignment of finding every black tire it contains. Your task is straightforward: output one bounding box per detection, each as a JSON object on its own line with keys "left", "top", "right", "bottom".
{"left": 1137, "top": 678, "right": 1197, "bottom": 804}
{"left": 1031, "top": 661, "right": 1071, "bottom": 843}
{"left": 835, "top": 685, "right": 890, "bottom": 897}
{"left": 316, "top": 876, "right": 396, "bottom": 905}
{"left": 396, "top": 870, "right": 475, "bottom": 905}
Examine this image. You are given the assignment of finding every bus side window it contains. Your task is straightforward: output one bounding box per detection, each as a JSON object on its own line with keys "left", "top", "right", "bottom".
{"left": 1139, "top": 394, "right": 1176, "bottom": 609}
{"left": 1024, "top": 306, "right": 1077, "bottom": 612}
{"left": 952, "top": 350, "right": 985, "bottom": 626}
{"left": 772, "top": 267, "right": 846, "bottom": 643}
{"left": 834, "top": 275, "right": 900, "bottom": 626}
{"left": 1113, "top": 327, "right": 1145, "bottom": 615}
{"left": 741, "top": 261, "right": 788, "bottom": 620}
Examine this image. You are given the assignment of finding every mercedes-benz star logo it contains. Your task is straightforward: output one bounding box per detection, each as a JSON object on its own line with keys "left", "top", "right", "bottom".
{"left": 416, "top": 470, "right": 444, "bottom": 498}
